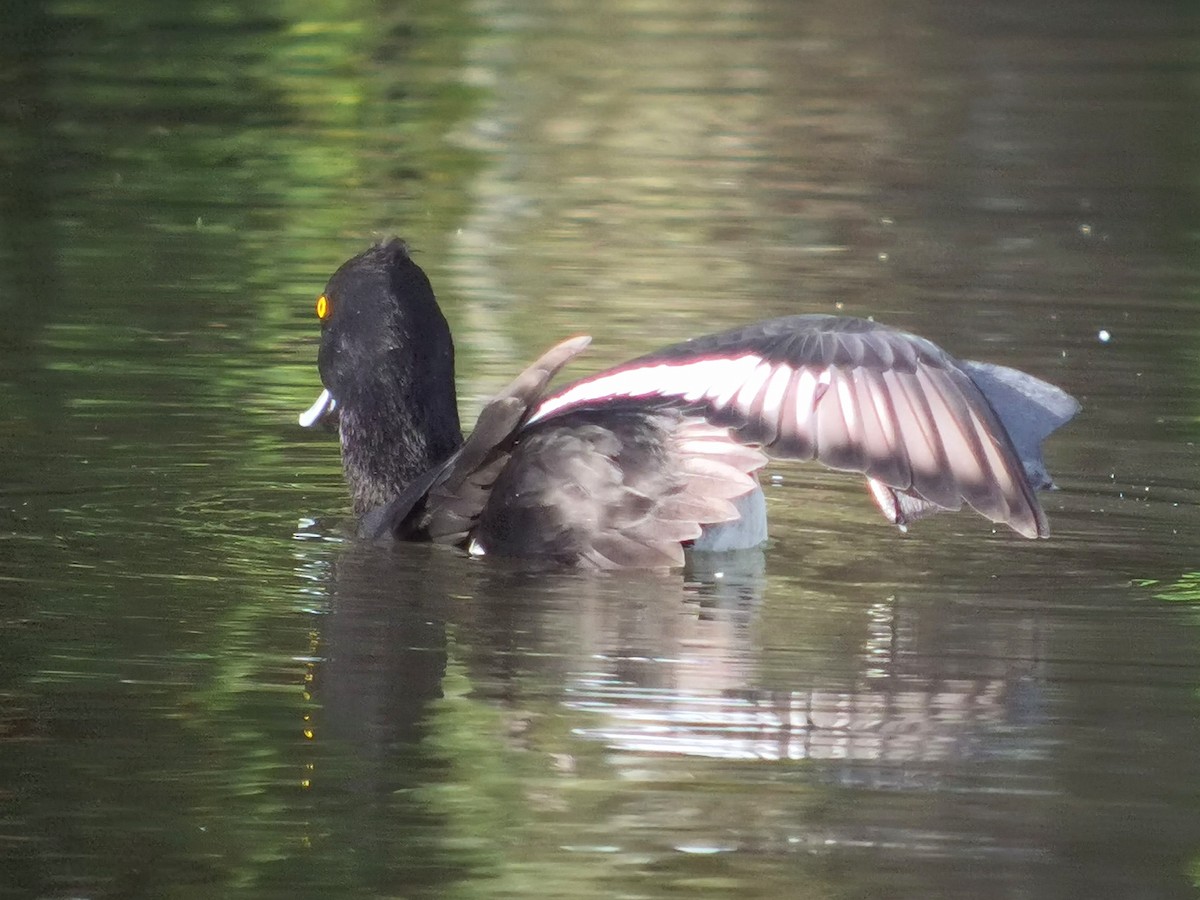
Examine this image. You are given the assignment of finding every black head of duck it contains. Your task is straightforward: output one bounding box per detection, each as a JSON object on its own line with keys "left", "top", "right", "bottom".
{"left": 300, "top": 239, "right": 1079, "bottom": 569}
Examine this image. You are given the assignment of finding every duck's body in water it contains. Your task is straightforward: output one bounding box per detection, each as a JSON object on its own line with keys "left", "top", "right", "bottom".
{"left": 299, "top": 239, "right": 1079, "bottom": 569}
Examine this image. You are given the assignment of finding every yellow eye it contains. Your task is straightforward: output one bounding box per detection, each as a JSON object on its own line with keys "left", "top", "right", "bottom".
{"left": 316, "top": 294, "right": 330, "bottom": 321}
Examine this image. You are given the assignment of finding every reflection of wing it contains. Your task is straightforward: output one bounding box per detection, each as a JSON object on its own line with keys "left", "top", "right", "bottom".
{"left": 553, "top": 576, "right": 1041, "bottom": 771}
{"left": 531, "top": 315, "right": 1078, "bottom": 538}
{"left": 574, "top": 677, "right": 1021, "bottom": 768}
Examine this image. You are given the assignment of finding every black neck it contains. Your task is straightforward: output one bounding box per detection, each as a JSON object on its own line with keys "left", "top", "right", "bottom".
{"left": 339, "top": 346, "right": 463, "bottom": 515}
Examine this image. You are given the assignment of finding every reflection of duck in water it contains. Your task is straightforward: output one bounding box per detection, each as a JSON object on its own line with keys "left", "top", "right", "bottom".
{"left": 305, "top": 541, "right": 767, "bottom": 765}
{"left": 299, "top": 239, "right": 1078, "bottom": 568}
{"left": 309, "top": 542, "right": 1042, "bottom": 780}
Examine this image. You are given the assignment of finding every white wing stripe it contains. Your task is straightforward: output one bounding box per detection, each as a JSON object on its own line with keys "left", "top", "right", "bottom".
{"left": 883, "top": 369, "right": 940, "bottom": 476}
{"left": 529, "top": 353, "right": 765, "bottom": 423}
{"left": 758, "top": 363, "right": 794, "bottom": 423}
{"left": 853, "top": 374, "right": 890, "bottom": 462}
{"left": 787, "top": 367, "right": 825, "bottom": 434}
{"left": 865, "top": 372, "right": 897, "bottom": 449}
{"left": 836, "top": 374, "right": 858, "bottom": 433}
{"left": 793, "top": 369, "right": 824, "bottom": 422}
{"left": 707, "top": 356, "right": 765, "bottom": 408}
{"left": 726, "top": 360, "right": 775, "bottom": 415}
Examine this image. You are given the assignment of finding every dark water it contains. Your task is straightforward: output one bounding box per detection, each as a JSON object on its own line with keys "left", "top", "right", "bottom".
{"left": 2, "top": 0, "right": 1200, "bottom": 897}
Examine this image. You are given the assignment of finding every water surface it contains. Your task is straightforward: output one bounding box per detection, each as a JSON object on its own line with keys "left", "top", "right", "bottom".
{"left": 2, "top": 0, "right": 1199, "bottom": 897}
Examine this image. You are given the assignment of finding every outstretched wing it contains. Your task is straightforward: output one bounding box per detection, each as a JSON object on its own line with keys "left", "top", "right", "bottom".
{"left": 527, "top": 315, "right": 1077, "bottom": 538}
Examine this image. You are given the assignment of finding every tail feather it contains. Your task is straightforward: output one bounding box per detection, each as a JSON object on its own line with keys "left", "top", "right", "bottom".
{"left": 962, "top": 361, "right": 1080, "bottom": 491}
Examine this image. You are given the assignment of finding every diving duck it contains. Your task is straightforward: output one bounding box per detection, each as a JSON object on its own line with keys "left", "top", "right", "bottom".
{"left": 299, "top": 239, "right": 1078, "bottom": 568}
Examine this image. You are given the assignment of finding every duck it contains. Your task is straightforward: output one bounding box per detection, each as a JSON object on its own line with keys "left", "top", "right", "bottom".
{"left": 299, "top": 238, "right": 1079, "bottom": 568}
